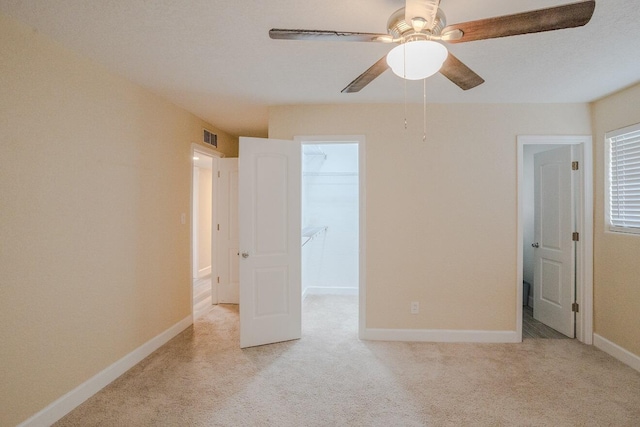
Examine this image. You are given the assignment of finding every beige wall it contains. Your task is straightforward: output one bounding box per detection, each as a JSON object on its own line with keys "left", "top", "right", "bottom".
{"left": 591, "top": 82, "right": 640, "bottom": 357}
{"left": 0, "top": 13, "right": 237, "bottom": 426}
{"left": 270, "top": 103, "right": 591, "bottom": 331}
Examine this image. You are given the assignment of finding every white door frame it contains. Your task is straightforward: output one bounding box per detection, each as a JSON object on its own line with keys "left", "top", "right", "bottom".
{"left": 191, "top": 143, "right": 224, "bottom": 312}
{"left": 217, "top": 158, "right": 239, "bottom": 304}
{"left": 517, "top": 135, "right": 593, "bottom": 344}
{"left": 295, "top": 135, "right": 367, "bottom": 340}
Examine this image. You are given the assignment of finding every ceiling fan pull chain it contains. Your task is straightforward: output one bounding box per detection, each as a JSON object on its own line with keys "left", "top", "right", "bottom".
{"left": 423, "top": 78, "right": 427, "bottom": 142}
{"left": 404, "top": 78, "right": 408, "bottom": 131}
{"left": 404, "top": 44, "right": 408, "bottom": 131}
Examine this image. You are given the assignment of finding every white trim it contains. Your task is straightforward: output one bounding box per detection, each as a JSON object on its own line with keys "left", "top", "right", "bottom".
{"left": 17, "top": 316, "right": 192, "bottom": 427}
{"left": 516, "top": 140, "right": 524, "bottom": 342}
{"left": 210, "top": 156, "right": 219, "bottom": 305}
{"left": 294, "top": 135, "right": 367, "bottom": 341}
{"left": 359, "top": 139, "right": 367, "bottom": 342}
{"left": 305, "top": 287, "right": 359, "bottom": 296}
{"left": 192, "top": 142, "right": 224, "bottom": 159}
{"left": 363, "top": 328, "right": 519, "bottom": 343}
{"left": 594, "top": 334, "right": 640, "bottom": 373}
{"left": 517, "top": 135, "right": 594, "bottom": 345}
{"left": 581, "top": 139, "right": 595, "bottom": 345}
{"left": 605, "top": 121, "right": 640, "bottom": 140}
{"left": 198, "top": 266, "right": 211, "bottom": 278}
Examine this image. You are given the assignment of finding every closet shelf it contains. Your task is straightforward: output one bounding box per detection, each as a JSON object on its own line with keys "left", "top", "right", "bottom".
{"left": 303, "top": 145, "right": 327, "bottom": 159}
{"left": 301, "top": 226, "right": 328, "bottom": 247}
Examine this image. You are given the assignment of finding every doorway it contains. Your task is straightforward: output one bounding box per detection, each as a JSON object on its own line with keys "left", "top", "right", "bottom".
{"left": 517, "top": 136, "right": 593, "bottom": 344}
{"left": 238, "top": 135, "right": 367, "bottom": 348}
{"left": 192, "top": 150, "right": 215, "bottom": 319}
{"left": 301, "top": 142, "right": 360, "bottom": 330}
{"left": 191, "top": 144, "right": 228, "bottom": 320}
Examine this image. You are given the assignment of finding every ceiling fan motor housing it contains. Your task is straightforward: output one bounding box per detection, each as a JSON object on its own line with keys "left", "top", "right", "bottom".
{"left": 387, "top": 7, "right": 447, "bottom": 40}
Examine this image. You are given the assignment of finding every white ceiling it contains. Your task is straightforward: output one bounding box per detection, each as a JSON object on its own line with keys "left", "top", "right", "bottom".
{"left": 1, "top": 1, "right": 639, "bottom": 138}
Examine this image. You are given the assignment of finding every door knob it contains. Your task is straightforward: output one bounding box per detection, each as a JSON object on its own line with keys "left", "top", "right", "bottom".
{"left": 531, "top": 242, "right": 539, "bottom": 248}
{"left": 241, "top": 252, "right": 249, "bottom": 258}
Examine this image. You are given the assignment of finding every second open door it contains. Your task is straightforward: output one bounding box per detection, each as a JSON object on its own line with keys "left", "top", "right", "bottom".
{"left": 238, "top": 137, "right": 302, "bottom": 348}
{"left": 533, "top": 145, "right": 575, "bottom": 337}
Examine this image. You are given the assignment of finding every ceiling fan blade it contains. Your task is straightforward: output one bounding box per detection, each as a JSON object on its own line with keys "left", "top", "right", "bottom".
{"left": 341, "top": 56, "right": 389, "bottom": 93}
{"left": 439, "top": 53, "right": 484, "bottom": 90}
{"left": 442, "top": 0, "right": 595, "bottom": 44}
{"left": 269, "top": 29, "right": 391, "bottom": 43}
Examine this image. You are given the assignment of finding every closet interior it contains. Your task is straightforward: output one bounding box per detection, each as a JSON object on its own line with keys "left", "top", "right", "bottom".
{"left": 301, "top": 143, "right": 359, "bottom": 299}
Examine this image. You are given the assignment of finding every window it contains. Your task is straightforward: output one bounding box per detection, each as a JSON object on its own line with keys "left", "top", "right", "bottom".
{"left": 606, "top": 122, "right": 640, "bottom": 234}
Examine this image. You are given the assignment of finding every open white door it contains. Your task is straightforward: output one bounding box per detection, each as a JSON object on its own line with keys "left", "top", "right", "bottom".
{"left": 239, "top": 137, "right": 301, "bottom": 348}
{"left": 533, "top": 146, "right": 575, "bottom": 337}
{"left": 217, "top": 158, "right": 239, "bottom": 304}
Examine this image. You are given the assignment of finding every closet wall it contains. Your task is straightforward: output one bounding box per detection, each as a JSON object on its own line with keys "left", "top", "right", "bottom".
{"left": 302, "top": 143, "right": 359, "bottom": 297}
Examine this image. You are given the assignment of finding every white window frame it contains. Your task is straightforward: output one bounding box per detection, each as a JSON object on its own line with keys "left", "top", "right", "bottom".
{"left": 605, "top": 122, "right": 640, "bottom": 235}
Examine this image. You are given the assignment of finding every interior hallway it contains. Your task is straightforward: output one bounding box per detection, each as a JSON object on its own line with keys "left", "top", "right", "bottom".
{"left": 192, "top": 276, "right": 212, "bottom": 319}
{"left": 55, "top": 296, "right": 640, "bottom": 426}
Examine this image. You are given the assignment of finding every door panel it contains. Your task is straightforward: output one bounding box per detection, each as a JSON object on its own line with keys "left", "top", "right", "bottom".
{"left": 239, "top": 137, "right": 301, "bottom": 348}
{"left": 540, "top": 164, "right": 562, "bottom": 250}
{"left": 541, "top": 259, "right": 562, "bottom": 305}
{"left": 217, "top": 158, "right": 239, "bottom": 304}
{"left": 533, "top": 146, "right": 575, "bottom": 337}
{"left": 255, "top": 155, "right": 289, "bottom": 255}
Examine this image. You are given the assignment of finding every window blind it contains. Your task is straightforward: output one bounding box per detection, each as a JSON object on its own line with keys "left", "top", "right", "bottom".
{"left": 608, "top": 123, "right": 640, "bottom": 234}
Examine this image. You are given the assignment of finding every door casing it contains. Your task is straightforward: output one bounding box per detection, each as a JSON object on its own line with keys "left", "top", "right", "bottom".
{"left": 217, "top": 158, "right": 239, "bottom": 304}
{"left": 517, "top": 135, "right": 593, "bottom": 344}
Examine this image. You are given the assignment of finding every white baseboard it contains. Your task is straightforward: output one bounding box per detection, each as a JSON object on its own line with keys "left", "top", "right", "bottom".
{"left": 363, "top": 328, "right": 519, "bottom": 343}
{"left": 18, "top": 316, "right": 193, "bottom": 427}
{"left": 305, "top": 286, "right": 358, "bottom": 296}
{"left": 593, "top": 333, "right": 640, "bottom": 373}
{"left": 198, "top": 266, "right": 211, "bottom": 278}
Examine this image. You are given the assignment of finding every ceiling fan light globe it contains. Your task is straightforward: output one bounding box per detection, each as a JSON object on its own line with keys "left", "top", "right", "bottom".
{"left": 386, "top": 40, "right": 448, "bottom": 80}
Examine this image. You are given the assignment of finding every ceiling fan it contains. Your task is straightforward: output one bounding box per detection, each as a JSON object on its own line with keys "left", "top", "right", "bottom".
{"left": 269, "top": 0, "right": 596, "bottom": 93}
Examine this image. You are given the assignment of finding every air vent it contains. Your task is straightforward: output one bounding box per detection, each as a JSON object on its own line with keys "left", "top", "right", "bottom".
{"left": 203, "top": 129, "right": 217, "bottom": 148}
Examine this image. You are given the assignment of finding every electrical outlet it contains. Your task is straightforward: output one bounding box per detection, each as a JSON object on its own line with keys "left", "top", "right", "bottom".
{"left": 410, "top": 301, "right": 419, "bottom": 315}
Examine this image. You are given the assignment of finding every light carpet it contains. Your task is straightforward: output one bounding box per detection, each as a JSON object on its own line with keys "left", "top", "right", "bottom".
{"left": 55, "top": 295, "right": 640, "bottom": 426}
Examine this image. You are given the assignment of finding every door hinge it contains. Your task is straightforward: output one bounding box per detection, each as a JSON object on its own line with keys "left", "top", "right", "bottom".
{"left": 217, "top": 224, "right": 220, "bottom": 231}
{"left": 217, "top": 276, "right": 220, "bottom": 284}
{"left": 572, "top": 232, "right": 580, "bottom": 242}
{"left": 572, "top": 302, "right": 579, "bottom": 313}
{"left": 572, "top": 161, "right": 579, "bottom": 171}
{"left": 218, "top": 171, "right": 221, "bottom": 178}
